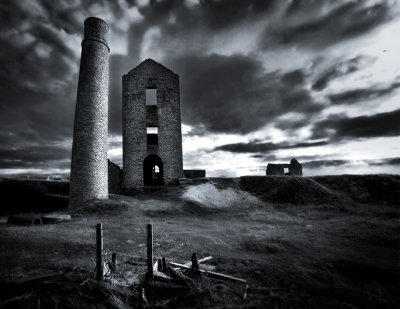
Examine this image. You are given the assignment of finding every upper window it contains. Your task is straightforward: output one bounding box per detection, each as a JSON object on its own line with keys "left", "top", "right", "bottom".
{"left": 146, "top": 89, "right": 157, "bottom": 105}
{"left": 147, "top": 127, "right": 158, "bottom": 134}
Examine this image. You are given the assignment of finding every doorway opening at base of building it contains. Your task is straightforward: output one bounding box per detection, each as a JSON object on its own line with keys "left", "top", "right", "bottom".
{"left": 143, "top": 154, "right": 164, "bottom": 186}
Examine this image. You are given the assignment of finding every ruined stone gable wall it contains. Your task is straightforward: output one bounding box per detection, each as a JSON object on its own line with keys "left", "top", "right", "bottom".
{"left": 69, "top": 18, "right": 109, "bottom": 207}
{"left": 122, "top": 60, "right": 183, "bottom": 189}
{"left": 289, "top": 159, "right": 303, "bottom": 176}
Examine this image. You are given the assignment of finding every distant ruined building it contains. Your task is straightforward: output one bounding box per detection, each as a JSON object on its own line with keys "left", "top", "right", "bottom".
{"left": 266, "top": 159, "right": 303, "bottom": 176}
{"left": 69, "top": 17, "right": 204, "bottom": 207}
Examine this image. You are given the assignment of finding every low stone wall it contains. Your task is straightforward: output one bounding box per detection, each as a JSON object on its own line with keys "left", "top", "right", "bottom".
{"left": 183, "top": 170, "right": 206, "bottom": 179}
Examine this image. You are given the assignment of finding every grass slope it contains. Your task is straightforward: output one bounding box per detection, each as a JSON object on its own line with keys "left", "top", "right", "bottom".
{"left": 0, "top": 175, "right": 399, "bottom": 308}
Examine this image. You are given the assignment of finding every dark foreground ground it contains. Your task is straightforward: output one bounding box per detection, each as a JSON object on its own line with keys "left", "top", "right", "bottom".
{"left": 0, "top": 175, "right": 399, "bottom": 308}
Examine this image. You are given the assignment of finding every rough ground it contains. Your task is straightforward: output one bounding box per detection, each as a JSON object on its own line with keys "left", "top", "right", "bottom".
{"left": 0, "top": 175, "right": 399, "bottom": 308}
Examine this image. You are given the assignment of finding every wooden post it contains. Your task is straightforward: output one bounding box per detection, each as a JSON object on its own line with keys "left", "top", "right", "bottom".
{"left": 162, "top": 257, "right": 167, "bottom": 271}
{"left": 112, "top": 253, "right": 117, "bottom": 271}
{"left": 192, "top": 253, "right": 199, "bottom": 270}
{"left": 157, "top": 258, "right": 163, "bottom": 272}
{"left": 147, "top": 224, "right": 153, "bottom": 279}
{"left": 96, "top": 223, "right": 104, "bottom": 281}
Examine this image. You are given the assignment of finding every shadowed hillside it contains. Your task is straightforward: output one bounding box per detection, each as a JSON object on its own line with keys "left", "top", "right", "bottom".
{"left": 0, "top": 174, "right": 399, "bottom": 308}
{"left": 1, "top": 175, "right": 399, "bottom": 215}
{"left": 0, "top": 179, "right": 69, "bottom": 215}
{"left": 238, "top": 174, "right": 400, "bottom": 206}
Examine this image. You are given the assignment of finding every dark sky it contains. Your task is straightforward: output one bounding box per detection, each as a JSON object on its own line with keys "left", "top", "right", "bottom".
{"left": 0, "top": 0, "right": 399, "bottom": 177}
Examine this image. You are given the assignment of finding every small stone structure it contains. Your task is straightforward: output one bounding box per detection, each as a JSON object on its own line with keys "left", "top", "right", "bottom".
{"left": 183, "top": 170, "right": 206, "bottom": 179}
{"left": 69, "top": 17, "right": 110, "bottom": 207}
{"left": 122, "top": 59, "right": 183, "bottom": 191}
{"left": 266, "top": 158, "right": 303, "bottom": 176}
{"left": 108, "top": 160, "right": 122, "bottom": 194}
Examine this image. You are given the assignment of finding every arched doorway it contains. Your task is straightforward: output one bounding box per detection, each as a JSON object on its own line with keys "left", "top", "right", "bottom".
{"left": 143, "top": 155, "right": 164, "bottom": 186}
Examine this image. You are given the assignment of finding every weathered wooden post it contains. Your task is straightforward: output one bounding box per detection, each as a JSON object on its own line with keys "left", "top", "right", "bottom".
{"left": 96, "top": 223, "right": 104, "bottom": 281}
{"left": 157, "top": 258, "right": 163, "bottom": 272}
{"left": 112, "top": 253, "right": 117, "bottom": 271}
{"left": 192, "top": 253, "right": 199, "bottom": 270}
{"left": 146, "top": 224, "right": 153, "bottom": 279}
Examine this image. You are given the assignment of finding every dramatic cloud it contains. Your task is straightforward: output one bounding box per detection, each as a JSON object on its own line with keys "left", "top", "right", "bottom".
{"left": 262, "top": 0, "right": 394, "bottom": 50}
{"left": 215, "top": 141, "right": 328, "bottom": 153}
{"left": 168, "top": 54, "right": 320, "bottom": 134}
{"left": 302, "top": 160, "right": 349, "bottom": 169}
{"left": 312, "top": 109, "right": 400, "bottom": 140}
{"left": 0, "top": 145, "right": 70, "bottom": 169}
{"left": 0, "top": 0, "right": 399, "bottom": 176}
{"left": 312, "top": 56, "right": 373, "bottom": 91}
{"left": 328, "top": 81, "right": 400, "bottom": 105}
{"left": 369, "top": 157, "right": 400, "bottom": 166}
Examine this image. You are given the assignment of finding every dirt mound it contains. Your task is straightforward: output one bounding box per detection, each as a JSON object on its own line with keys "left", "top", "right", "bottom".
{"left": 182, "top": 182, "right": 264, "bottom": 209}
{"left": 239, "top": 176, "right": 340, "bottom": 205}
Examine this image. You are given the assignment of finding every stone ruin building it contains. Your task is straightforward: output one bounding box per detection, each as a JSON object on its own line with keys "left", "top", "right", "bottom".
{"left": 69, "top": 17, "right": 204, "bottom": 207}
{"left": 122, "top": 59, "right": 184, "bottom": 190}
{"left": 266, "top": 158, "right": 303, "bottom": 176}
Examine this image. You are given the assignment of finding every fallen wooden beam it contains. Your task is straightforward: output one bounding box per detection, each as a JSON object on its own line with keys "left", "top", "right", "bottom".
{"left": 168, "top": 262, "right": 247, "bottom": 283}
{"left": 182, "top": 256, "right": 213, "bottom": 267}
{"left": 166, "top": 266, "right": 195, "bottom": 288}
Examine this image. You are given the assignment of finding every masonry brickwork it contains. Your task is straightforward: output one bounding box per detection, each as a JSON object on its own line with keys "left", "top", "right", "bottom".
{"left": 122, "top": 59, "right": 183, "bottom": 190}
{"left": 69, "top": 17, "right": 110, "bottom": 207}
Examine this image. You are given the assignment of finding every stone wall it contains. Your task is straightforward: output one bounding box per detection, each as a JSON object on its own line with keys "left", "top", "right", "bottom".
{"left": 108, "top": 160, "right": 122, "bottom": 193}
{"left": 266, "top": 164, "right": 286, "bottom": 175}
{"left": 183, "top": 170, "right": 206, "bottom": 178}
{"left": 122, "top": 59, "right": 183, "bottom": 190}
{"left": 289, "top": 158, "right": 303, "bottom": 176}
{"left": 69, "top": 17, "right": 110, "bottom": 207}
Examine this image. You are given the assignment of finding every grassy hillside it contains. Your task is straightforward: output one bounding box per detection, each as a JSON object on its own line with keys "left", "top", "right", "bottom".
{"left": 238, "top": 174, "right": 400, "bottom": 206}
{"left": 1, "top": 175, "right": 399, "bottom": 215}
{"left": 0, "top": 174, "right": 399, "bottom": 308}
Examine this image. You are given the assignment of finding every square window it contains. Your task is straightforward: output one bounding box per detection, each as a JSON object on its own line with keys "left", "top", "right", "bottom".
{"left": 146, "top": 89, "right": 157, "bottom": 105}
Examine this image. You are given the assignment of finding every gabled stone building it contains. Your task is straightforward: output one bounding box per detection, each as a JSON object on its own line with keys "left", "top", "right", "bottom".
{"left": 122, "top": 59, "right": 184, "bottom": 190}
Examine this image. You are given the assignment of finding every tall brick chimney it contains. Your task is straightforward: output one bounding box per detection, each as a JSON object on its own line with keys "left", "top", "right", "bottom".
{"left": 69, "top": 17, "right": 110, "bottom": 207}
